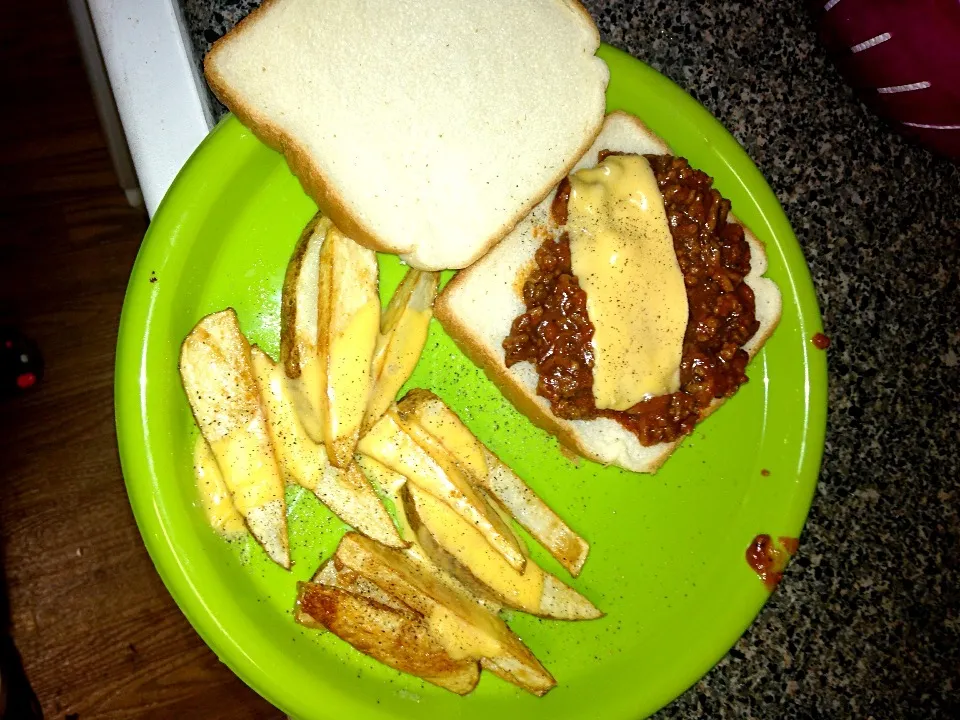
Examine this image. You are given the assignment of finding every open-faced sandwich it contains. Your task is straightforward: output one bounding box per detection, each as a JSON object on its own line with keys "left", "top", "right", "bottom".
{"left": 435, "top": 112, "right": 782, "bottom": 472}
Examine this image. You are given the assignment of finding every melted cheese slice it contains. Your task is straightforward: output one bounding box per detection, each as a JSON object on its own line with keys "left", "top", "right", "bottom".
{"left": 428, "top": 604, "right": 503, "bottom": 661}
{"left": 193, "top": 435, "right": 246, "bottom": 538}
{"left": 325, "top": 299, "right": 380, "bottom": 439}
{"left": 412, "top": 485, "right": 544, "bottom": 612}
{"left": 359, "top": 410, "right": 525, "bottom": 572}
{"left": 415, "top": 400, "right": 488, "bottom": 482}
{"left": 567, "top": 155, "right": 688, "bottom": 410}
{"left": 367, "top": 306, "right": 430, "bottom": 408}
{"left": 251, "top": 349, "right": 325, "bottom": 493}
{"left": 208, "top": 414, "right": 285, "bottom": 516}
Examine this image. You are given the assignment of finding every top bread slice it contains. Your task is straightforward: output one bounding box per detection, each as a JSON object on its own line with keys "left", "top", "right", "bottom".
{"left": 434, "top": 111, "right": 783, "bottom": 473}
{"left": 205, "top": 0, "right": 609, "bottom": 270}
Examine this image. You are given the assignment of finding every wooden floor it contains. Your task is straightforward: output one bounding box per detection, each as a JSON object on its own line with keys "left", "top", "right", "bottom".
{"left": 0, "top": 4, "right": 280, "bottom": 718}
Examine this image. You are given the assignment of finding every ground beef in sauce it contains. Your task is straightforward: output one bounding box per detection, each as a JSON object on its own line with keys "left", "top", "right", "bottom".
{"left": 502, "top": 153, "right": 760, "bottom": 446}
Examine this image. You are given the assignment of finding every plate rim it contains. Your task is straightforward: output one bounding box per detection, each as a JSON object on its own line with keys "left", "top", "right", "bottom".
{"left": 115, "top": 43, "right": 827, "bottom": 719}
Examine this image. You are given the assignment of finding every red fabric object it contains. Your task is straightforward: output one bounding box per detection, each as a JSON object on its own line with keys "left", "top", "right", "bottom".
{"left": 810, "top": 0, "right": 960, "bottom": 159}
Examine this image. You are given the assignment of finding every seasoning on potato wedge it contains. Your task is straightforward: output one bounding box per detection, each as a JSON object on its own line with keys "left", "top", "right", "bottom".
{"left": 250, "top": 346, "right": 404, "bottom": 548}
{"left": 364, "top": 268, "right": 439, "bottom": 432}
{"left": 179, "top": 309, "right": 290, "bottom": 568}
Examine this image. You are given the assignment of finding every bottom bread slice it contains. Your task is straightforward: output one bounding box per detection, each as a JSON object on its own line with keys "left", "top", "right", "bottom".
{"left": 434, "top": 111, "right": 783, "bottom": 473}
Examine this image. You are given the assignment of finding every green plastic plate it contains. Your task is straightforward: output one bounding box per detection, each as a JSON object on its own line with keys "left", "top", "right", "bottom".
{"left": 115, "top": 45, "right": 826, "bottom": 719}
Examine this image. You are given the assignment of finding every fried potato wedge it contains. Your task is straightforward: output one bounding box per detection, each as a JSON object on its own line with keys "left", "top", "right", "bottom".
{"left": 401, "top": 482, "right": 601, "bottom": 620}
{"left": 280, "top": 215, "right": 380, "bottom": 467}
{"left": 250, "top": 347, "right": 405, "bottom": 548}
{"left": 355, "top": 453, "right": 504, "bottom": 613}
{"left": 179, "top": 309, "right": 290, "bottom": 568}
{"left": 279, "top": 214, "right": 330, "bottom": 442}
{"left": 296, "top": 582, "right": 481, "bottom": 695}
{"left": 358, "top": 410, "right": 526, "bottom": 572}
{"left": 192, "top": 435, "right": 246, "bottom": 538}
{"left": 400, "top": 389, "right": 590, "bottom": 576}
{"left": 353, "top": 454, "right": 412, "bottom": 543}
{"left": 317, "top": 223, "right": 380, "bottom": 468}
{"left": 332, "top": 532, "right": 556, "bottom": 696}
{"left": 312, "top": 557, "right": 407, "bottom": 611}
{"left": 363, "top": 269, "right": 439, "bottom": 433}
{"left": 399, "top": 389, "right": 489, "bottom": 480}
{"left": 479, "top": 449, "right": 590, "bottom": 576}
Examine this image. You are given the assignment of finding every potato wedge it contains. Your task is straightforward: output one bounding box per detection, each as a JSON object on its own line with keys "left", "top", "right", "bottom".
{"left": 316, "top": 541, "right": 500, "bottom": 627}
{"left": 279, "top": 214, "right": 331, "bottom": 442}
{"left": 317, "top": 223, "right": 380, "bottom": 468}
{"left": 363, "top": 269, "right": 439, "bottom": 432}
{"left": 355, "top": 453, "right": 504, "bottom": 613}
{"left": 250, "top": 347, "right": 405, "bottom": 548}
{"left": 307, "top": 556, "right": 487, "bottom": 693}
{"left": 358, "top": 409, "right": 526, "bottom": 572}
{"left": 399, "top": 389, "right": 489, "bottom": 481}
{"left": 353, "top": 454, "right": 412, "bottom": 544}
{"left": 331, "top": 532, "right": 556, "bottom": 696}
{"left": 193, "top": 435, "right": 246, "bottom": 538}
{"left": 401, "top": 483, "right": 601, "bottom": 620}
{"left": 312, "top": 557, "right": 407, "bottom": 611}
{"left": 400, "top": 389, "right": 590, "bottom": 576}
{"left": 296, "top": 581, "right": 481, "bottom": 695}
{"left": 179, "top": 309, "right": 290, "bottom": 568}
{"left": 280, "top": 215, "right": 380, "bottom": 464}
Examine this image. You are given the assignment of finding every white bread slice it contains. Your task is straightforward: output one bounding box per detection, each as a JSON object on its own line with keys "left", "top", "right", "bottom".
{"left": 205, "top": 0, "right": 609, "bottom": 270}
{"left": 435, "top": 111, "right": 783, "bottom": 473}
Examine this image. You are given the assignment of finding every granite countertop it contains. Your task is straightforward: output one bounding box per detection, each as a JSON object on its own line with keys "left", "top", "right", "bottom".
{"left": 181, "top": 0, "right": 960, "bottom": 716}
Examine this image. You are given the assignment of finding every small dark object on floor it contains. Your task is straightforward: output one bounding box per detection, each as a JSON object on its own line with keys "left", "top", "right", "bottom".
{"left": 0, "top": 327, "right": 43, "bottom": 398}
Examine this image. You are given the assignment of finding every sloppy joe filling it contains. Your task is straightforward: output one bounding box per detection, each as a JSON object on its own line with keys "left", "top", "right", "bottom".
{"left": 502, "top": 153, "right": 760, "bottom": 446}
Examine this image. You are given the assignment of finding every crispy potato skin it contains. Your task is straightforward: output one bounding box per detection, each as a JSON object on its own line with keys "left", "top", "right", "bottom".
{"left": 296, "top": 582, "right": 481, "bottom": 694}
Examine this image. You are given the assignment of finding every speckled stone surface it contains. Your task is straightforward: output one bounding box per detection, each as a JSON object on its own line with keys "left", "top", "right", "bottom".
{"left": 182, "top": 0, "right": 960, "bottom": 716}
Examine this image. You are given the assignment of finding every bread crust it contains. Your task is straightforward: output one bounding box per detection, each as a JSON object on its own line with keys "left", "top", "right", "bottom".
{"left": 204, "top": 0, "right": 607, "bottom": 269}
{"left": 435, "top": 112, "right": 783, "bottom": 472}
{"left": 400, "top": 0, "right": 606, "bottom": 270}
{"left": 204, "top": 0, "right": 407, "bottom": 255}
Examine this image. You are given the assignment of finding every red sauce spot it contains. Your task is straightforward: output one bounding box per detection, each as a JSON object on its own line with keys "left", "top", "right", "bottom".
{"left": 16, "top": 372, "right": 36, "bottom": 389}
{"left": 812, "top": 332, "right": 831, "bottom": 350}
{"left": 760, "top": 468, "right": 770, "bottom": 477}
{"left": 779, "top": 536, "right": 800, "bottom": 555}
{"left": 531, "top": 224, "right": 551, "bottom": 241}
{"left": 745, "top": 534, "right": 792, "bottom": 591}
